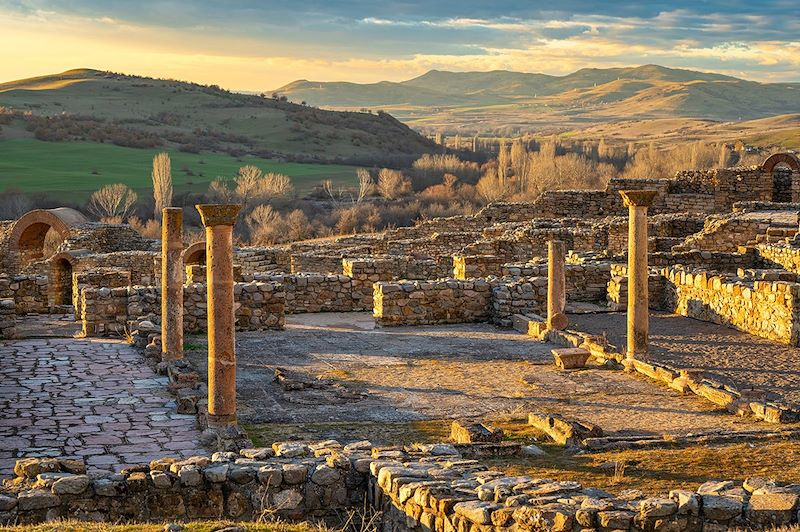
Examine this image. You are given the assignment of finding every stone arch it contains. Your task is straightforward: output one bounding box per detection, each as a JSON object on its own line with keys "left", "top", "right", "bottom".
{"left": 8, "top": 208, "right": 88, "bottom": 270}
{"left": 762, "top": 154, "right": 800, "bottom": 203}
{"left": 762, "top": 153, "right": 800, "bottom": 174}
{"left": 182, "top": 241, "right": 206, "bottom": 265}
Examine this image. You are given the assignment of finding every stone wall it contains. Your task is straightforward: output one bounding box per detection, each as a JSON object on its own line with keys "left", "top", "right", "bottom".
{"left": 713, "top": 167, "right": 772, "bottom": 211}
{"left": 258, "top": 273, "right": 360, "bottom": 313}
{"left": 290, "top": 254, "right": 345, "bottom": 274}
{"left": 374, "top": 279, "right": 493, "bottom": 326}
{"left": 235, "top": 247, "right": 291, "bottom": 274}
{"left": 1, "top": 444, "right": 367, "bottom": 525}
{"left": 662, "top": 266, "right": 800, "bottom": 345}
{"left": 502, "top": 263, "right": 613, "bottom": 303}
{"left": 672, "top": 213, "right": 775, "bottom": 253}
{"left": 453, "top": 255, "right": 506, "bottom": 279}
{"left": 756, "top": 244, "right": 800, "bottom": 274}
{"left": 81, "top": 281, "right": 285, "bottom": 337}
{"left": 0, "top": 274, "right": 48, "bottom": 314}
{"left": 0, "top": 299, "right": 15, "bottom": 339}
{"left": 72, "top": 268, "right": 131, "bottom": 311}
{"left": 80, "top": 286, "right": 129, "bottom": 336}
{"left": 6, "top": 442, "right": 796, "bottom": 530}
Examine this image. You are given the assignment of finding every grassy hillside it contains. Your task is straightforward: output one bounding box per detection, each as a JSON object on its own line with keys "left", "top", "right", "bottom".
{"left": 274, "top": 65, "right": 800, "bottom": 133}
{"left": 0, "top": 138, "right": 360, "bottom": 203}
{"left": 559, "top": 114, "right": 800, "bottom": 151}
{"left": 0, "top": 69, "right": 437, "bottom": 165}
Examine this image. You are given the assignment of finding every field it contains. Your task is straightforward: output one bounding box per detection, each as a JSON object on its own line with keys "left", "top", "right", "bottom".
{"left": 0, "top": 138, "right": 361, "bottom": 203}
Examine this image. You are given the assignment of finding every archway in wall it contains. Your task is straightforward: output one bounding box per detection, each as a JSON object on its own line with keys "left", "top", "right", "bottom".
{"left": 8, "top": 208, "right": 88, "bottom": 271}
{"left": 763, "top": 153, "right": 800, "bottom": 203}
{"left": 50, "top": 258, "right": 73, "bottom": 307}
{"left": 182, "top": 242, "right": 206, "bottom": 266}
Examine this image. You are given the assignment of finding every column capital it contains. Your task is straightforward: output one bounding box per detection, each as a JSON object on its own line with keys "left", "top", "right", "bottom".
{"left": 619, "top": 189, "right": 658, "bottom": 208}
{"left": 195, "top": 204, "right": 241, "bottom": 227}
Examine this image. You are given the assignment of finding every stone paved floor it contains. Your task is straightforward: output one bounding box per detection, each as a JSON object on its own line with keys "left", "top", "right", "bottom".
{"left": 188, "top": 312, "right": 769, "bottom": 437}
{"left": 569, "top": 311, "right": 800, "bottom": 403}
{"left": 0, "top": 336, "right": 207, "bottom": 478}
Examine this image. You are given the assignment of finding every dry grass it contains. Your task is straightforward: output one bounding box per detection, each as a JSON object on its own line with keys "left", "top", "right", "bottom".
{"left": 0, "top": 521, "right": 316, "bottom": 531}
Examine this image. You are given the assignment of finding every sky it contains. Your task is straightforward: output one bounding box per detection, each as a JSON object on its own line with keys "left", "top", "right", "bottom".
{"left": 1, "top": 0, "right": 799, "bottom": 91}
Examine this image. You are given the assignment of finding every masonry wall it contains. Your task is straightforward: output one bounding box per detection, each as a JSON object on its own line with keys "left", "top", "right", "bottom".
{"left": 256, "top": 273, "right": 360, "bottom": 313}
{"left": 0, "top": 299, "right": 16, "bottom": 339}
{"left": 0, "top": 275, "right": 49, "bottom": 314}
{"left": 756, "top": 244, "right": 800, "bottom": 274}
{"left": 81, "top": 281, "right": 286, "bottom": 337}
{"left": 374, "top": 279, "right": 493, "bottom": 326}
{"left": 662, "top": 266, "right": 800, "bottom": 345}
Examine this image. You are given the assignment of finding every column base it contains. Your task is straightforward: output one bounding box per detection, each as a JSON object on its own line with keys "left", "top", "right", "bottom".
{"left": 207, "top": 413, "right": 238, "bottom": 428}
{"left": 161, "top": 350, "right": 184, "bottom": 363}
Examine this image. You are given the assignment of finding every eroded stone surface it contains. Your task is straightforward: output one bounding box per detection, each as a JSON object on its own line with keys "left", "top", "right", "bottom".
{"left": 0, "top": 335, "right": 206, "bottom": 478}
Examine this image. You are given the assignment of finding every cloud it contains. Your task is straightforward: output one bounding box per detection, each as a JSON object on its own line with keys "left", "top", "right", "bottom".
{"left": 0, "top": 0, "right": 798, "bottom": 87}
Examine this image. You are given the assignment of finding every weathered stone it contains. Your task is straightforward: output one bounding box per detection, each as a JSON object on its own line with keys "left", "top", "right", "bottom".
{"left": 52, "top": 474, "right": 91, "bottom": 495}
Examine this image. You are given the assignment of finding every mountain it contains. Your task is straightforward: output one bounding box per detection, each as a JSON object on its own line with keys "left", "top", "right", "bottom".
{"left": 273, "top": 65, "right": 800, "bottom": 133}
{"left": 0, "top": 69, "right": 437, "bottom": 165}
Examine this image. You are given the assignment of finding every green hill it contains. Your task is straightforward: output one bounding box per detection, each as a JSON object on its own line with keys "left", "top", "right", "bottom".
{"left": 0, "top": 69, "right": 437, "bottom": 166}
{"left": 273, "top": 64, "right": 800, "bottom": 132}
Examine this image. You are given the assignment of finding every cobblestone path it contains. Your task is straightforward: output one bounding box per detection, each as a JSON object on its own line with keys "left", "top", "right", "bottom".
{"left": 0, "top": 337, "right": 206, "bottom": 478}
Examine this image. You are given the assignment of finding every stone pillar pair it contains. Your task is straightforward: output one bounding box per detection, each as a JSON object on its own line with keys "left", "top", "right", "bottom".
{"left": 161, "top": 204, "right": 241, "bottom": 428}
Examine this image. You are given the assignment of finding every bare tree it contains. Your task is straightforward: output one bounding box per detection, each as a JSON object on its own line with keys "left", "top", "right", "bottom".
{"left": 88, "top": 183, "right": 138, "bottom": 220}
{"left": 357, "top": 169, "right": 374, "bottom": 203}
{"left": 152, "top": 152, "right": 173, "bottom": 217}
{"left": 377, "top": 168, "right": 411, "bottom": 200}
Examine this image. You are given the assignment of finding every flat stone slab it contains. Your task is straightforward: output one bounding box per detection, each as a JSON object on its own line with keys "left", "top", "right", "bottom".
{"left": 0, "top": 333, "right": 207, "bottom": 479}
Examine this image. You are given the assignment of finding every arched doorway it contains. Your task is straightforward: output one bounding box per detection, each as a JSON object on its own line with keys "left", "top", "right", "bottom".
{"left": 50, "top": 257, "right": 73, "bottom": 307}
{"left": 8, "top": 208, "right": 88, "bottom": 271}
{"left": 763, "top": 153, "right": 800, "bottom": 203}
{"left": 182, "top": 241, "right": 206, "bottom": 266}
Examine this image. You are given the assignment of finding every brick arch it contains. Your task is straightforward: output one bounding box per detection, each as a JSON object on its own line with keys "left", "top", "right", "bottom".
{"left": 182, "top": 241, "right": 206, "bottom": 265}
{"left": 762, "top": 153, "right": 800, "bottom": 174}
{"left": 8, "top": 208, "right": 88, "bottom": 269}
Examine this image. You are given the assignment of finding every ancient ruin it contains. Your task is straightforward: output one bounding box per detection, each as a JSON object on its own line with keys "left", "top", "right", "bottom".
{"left": 3, "top": 154, "right": 800, "bottom": 529}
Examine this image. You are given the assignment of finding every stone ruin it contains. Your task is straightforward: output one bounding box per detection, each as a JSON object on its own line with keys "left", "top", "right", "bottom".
{"left": 3, "top": 153, "right": 800, "bottom": 529}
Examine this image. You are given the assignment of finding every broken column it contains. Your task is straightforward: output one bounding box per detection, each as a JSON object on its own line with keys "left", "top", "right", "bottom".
{"left": 161, "top": 207, "right": 184, "bottom": 362}
{"left": 619, "top": 190, "right": 658, "bottom": 360}
{"left": 546, "top": 239, "right": 568, "bottom": 330}
{"left": 196, "top": 204, "right": 241, "bottom": 427}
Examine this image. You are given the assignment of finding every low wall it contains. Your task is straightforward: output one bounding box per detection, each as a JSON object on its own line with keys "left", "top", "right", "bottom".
{"left": 374, "top": 279, "right": 493, "bottom": 326}
{"left": 0, "top": 299, "right": 15, "bottom": 339}
{"left": 71, "top": 268, "right": 131, "bottom": 311}
{"left": 290, "top": 253, "right": 344, "bottom": 274}
{"left": 261, "top": 273, "right": 360, "bottom": 313}
{"left": 7, "top": 443, "right": 799, "bottom": 530}
{"left": 453, "top": 255, "right": 505, "bottom": 279}
{"left": 82, "top": 281, "right": 285, "bottom": 337}
{"left": 2, "top": 445, "right": 366, "bottom": 525}
{"left": 0, "top": 274, "right": 48, "bottom": 314}
{"left": 757, "top": 243, "right": 800, "bottom": 274}
{"left": 662, "top": 266, "right": 800, "bottom": 345}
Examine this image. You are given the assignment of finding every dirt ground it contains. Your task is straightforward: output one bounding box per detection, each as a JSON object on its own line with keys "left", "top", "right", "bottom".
{"left": 568, "top": 311, "right": 800, "bottom": 403}
{"left": 187, "top": 312, "right": 774, "bottom": 440}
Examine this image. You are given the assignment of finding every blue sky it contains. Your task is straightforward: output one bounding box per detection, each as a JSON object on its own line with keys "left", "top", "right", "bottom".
{"left": 1, "top": 0, "right": 799, "bottom": 89}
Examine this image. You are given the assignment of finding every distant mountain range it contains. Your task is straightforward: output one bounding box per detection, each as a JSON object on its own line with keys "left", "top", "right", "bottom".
{"left": 274, "top": 65, "right": 800, "bottom": 133}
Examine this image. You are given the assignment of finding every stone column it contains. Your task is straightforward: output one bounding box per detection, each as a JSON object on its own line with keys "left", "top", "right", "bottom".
{"left": 547, "top": 240, "right": 568, "bottom": 330}
{"left": 161, "top": 208, "right": 184, "bottom": 362}
{"left": 619, "top": 190, "right": 658, "bottom": 360}
{"left": 196, "top": 204, "right": 241, "bottom": 427}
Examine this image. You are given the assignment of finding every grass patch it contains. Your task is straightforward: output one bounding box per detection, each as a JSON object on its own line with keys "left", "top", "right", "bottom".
{"left": 0, "top": 138, "right": 360, "bottom": 203}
